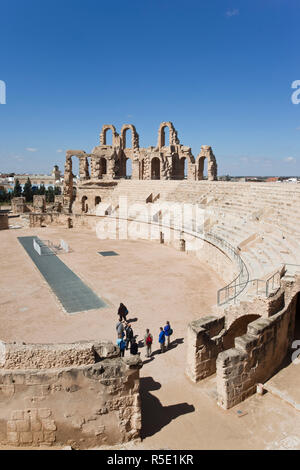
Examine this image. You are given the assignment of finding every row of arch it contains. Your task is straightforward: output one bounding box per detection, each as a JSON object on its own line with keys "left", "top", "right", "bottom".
{"left": 81, "top": 195, "right": 102, "bottom": 213}
{"left": 100, "top": 121, "right": 177, "bottom": 149}
{"left": 70, "top": 154, "right": 207, "bottom": 180}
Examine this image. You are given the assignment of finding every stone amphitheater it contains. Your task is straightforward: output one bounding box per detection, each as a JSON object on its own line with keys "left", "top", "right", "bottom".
{"left": 1, "top": 122, "right": 300, "bottom": 450}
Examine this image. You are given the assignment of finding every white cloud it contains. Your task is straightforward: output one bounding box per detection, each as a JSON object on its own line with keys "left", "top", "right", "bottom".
{"left": 56, "top": 149, "right": 63, "bottom": 153}
{"left": 26, "top": 147, "right": 38, "bottom": 152}
{"left": 226, "top": 9, "right": 239, "bottom": 17}
{"left": 283, "top": 156, "right": 296, "bottom": 163}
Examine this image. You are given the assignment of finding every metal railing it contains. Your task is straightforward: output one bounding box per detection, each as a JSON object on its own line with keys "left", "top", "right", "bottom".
{"left": 208, "top": 234, "right": 250, "bottom": 306}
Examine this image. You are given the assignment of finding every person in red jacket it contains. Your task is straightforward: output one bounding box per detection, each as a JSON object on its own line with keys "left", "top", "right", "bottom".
{"left": 144, "top": 329, "right": 153, "bottom": 357}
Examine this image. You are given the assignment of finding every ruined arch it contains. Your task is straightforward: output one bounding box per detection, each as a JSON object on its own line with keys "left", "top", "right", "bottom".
{"left": 179, "top": 157, "right": 187, "bottom": 179}
{"left": 126, "top": 158, "right": 132, "bottom": 178}
{"left": 151, "top": 157, "right": 160, "bottom": 180}
{"left": 100, "top": 157, "right": 107, "bottom": 175}
{"left": 157, "top": 121, "right": 180, "bottom": 148}
{"left": 63, "top": 150, "right": 87, "bottom": 213}
{"left": 222, "top": 314, "right": 261, "bottom": 350}
{"left": 100, "top": 125, "right": 118, "bottom": 146}
{"left": 196, "top": 145, "right": 217, "bottom": 181}
{"left": 95, "top": 196, "right": 101, "bottom": 206}
{"left": 81, "top": 195, "right": 88, "bottom": 213}
{"left": 120, "top": 124, "right": 139, "bottom": 150}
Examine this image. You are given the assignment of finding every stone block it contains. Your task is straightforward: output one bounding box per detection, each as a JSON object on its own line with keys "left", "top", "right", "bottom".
{"left": 11, "top": 410, "right": 24, "bottom": 420}
{"left": 16, "top": 419, "right": 30, "bottom": 432}
{"left": 7, "top": 432, "right": 19, "bottom": 444}
{"left": 19, "top": 431, "right": 33, "bottom": 444}
{"left": 7, "top": 420, "right": 17, "bottom": 432}
{"left": 38, "top": 408, "right": 51, "bottom": 419}
{"left": 44, "top": 431, "right": 56, "bottom": 443}
{"left": 30, "top": 419, "right": 42, "bottom": 432}
{"left": 33, "top": 431, "right": 44, "bottom": 444}
{"left": 42, "top": 419, "right": 56, "bottom": 431}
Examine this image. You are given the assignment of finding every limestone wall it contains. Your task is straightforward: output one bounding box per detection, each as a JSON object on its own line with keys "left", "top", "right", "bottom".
{"left": 216, "top": 276, "right": 300, "bottom": 409}
{"left": 186, "top": 316, "right": 225, "bottom": 382}
{"left": 0, "top": 340, "right": 118, "bottom": 370}
{"left": 186, "top": 275, "right": 300, "bottom": 408}
{"left": 0, "top": 340, "right": 142, "bottom": 448}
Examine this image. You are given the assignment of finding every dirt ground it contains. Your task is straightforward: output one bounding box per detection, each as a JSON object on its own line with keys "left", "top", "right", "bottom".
{"left": 0, "top": 226, "right": 300, "bottom": 450}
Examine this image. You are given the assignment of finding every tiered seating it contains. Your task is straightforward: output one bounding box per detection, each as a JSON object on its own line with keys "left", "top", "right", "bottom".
{"left": 103, "top": 180, "right": 300, "bottom": 288}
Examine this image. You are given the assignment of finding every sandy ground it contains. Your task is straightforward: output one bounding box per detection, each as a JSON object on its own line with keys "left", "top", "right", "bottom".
{"left": 0, "top": 226, "right": 300, "bottom": 450}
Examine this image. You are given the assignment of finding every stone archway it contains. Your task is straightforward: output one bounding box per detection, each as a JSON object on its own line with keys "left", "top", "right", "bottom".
{"left": 120, "top": 124, "right": 139, "bottom": 151}
{"left": 100, "top": 125, "right": 118, "bottom": 146}
{"left": 151, "top": 157, "right": 160, "bottom": 180}
{"left": 95, "top": 196, "right": 101, "bottom": 207}
{"left": 100, "top": 157, "right": 107, "bottom": 176}
{"left": 81, "top": 196, "right": 88, "bottom": 213}
{"left": 222, "top": 314, "right": 261, "bottom": 350}
{"left": 197, "top": 146, "right": 217, "bottom": 181}
{"left": 157, "top": 122, "right": 180, "bottom": 148}
{"left": 179, "top": 157, "right": 187, "bottom": 179}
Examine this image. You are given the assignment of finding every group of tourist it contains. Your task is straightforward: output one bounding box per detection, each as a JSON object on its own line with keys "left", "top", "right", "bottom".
{"left": 115, "top": 303, "right": 173, "bottom": 358}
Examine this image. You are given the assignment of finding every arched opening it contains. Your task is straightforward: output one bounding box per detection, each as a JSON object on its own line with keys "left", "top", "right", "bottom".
{"left": 81, "top": 196, "right": 88, "bottom": 213}
{"left": 71, "top": 157, "right": 80, "bottom": 182}
{"left": 223, "top": 315, "right": 261, "bottom": 350}
{"left": 95, "top": 196, "right": 101, "bottom": 206}
{"left": 161, "top": 126, "right": 170, "bottom": 147}
{"left": 180, "top": 157, "right": 187, "bottom": 179}
{"left": 198, "top": 156, "right": 206, "bottom": 180}
{"left": 151, "top": 157, "right": 160, "bottom": 180}
{"left": 126, "top": 158, "right": 132, "bottom": 179}
{"left": 100, "top": 157, "right": 107, "bottom": 176}
{"left": 104, "top": 128, "right": 113, "bottom": 146}
{"left": 123, "top": 129, "right": 132, "bottom": 149}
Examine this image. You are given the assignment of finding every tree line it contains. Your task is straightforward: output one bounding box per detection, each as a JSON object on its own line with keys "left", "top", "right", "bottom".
{"left": 0, "top": 178, "right": 62, "bottom": 203}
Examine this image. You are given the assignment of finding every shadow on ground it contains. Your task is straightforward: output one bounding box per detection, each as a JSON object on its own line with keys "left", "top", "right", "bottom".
{"left": 140, "top": 376, "right": 195, "bottom": 439}
{"left": 151, "top": 337, "right": 184, "bottom": 356}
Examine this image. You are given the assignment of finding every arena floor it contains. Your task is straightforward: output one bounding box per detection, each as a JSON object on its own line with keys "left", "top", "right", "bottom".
{"left": 1, "top": 226, "right": 300, "bottom": 450}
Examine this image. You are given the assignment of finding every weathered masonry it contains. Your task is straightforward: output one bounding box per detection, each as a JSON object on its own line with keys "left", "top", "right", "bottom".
{"left": 0, "top": 340, "right": 142, "bottom": 448}
{"left": 62, "top": 122, "right": 217, "bottom": 213}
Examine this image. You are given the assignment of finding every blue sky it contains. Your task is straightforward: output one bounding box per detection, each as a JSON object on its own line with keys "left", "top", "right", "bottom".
{"left": 0, "top": 0, "right": 299, "bottom": 176}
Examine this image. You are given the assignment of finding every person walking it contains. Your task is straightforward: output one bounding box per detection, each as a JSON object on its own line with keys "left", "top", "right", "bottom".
{"left": 164, "top": 321, "right": 173, "bottom": 348}
{"left": 125, "top": 323, "right": 134, "bottom": 350}
{"left": 118, "top": 303, "right": 128, "bottom": 321}
{"left": 116, "top": 334, "right": 126, "bottom": 357}
{"left": 144, "top": 329, "right": 153, "bottom": 358}
{"left": 158, "top": 327, "right": 165, "bottom": 353}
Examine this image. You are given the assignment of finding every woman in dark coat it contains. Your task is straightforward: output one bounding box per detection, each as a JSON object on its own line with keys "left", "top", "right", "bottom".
{"left": 118, "top": 303, "right": 128, "bottom": 321}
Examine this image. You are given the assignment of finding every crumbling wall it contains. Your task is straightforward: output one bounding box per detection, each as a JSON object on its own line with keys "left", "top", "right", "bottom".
{"left": 11, "top": 197, "right": 29, "bottom": 214}
{"left": 33, "top": 195, "right": 46, "bottom": 213}
{"left": 0, "top": 340, "right": 142, "bottom": 448}
{"left": 186, "top": 316, "right": 225, "bottom": 382}
{"left": 186, "top": 276, "right": 300, "bottom": 409}
{"left": 0, "top": 340, "right": 118, "bottom": 370}
{"left": 216, "top": 276, "right": 300, "bottom": 409}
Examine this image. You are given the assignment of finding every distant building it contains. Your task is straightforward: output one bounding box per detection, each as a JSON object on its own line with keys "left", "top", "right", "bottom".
{"left": 265, "top": 177, "right": 279, "bottom": 182}
{"left": 14, "top": 165, "right": 63, "bottom": 189}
